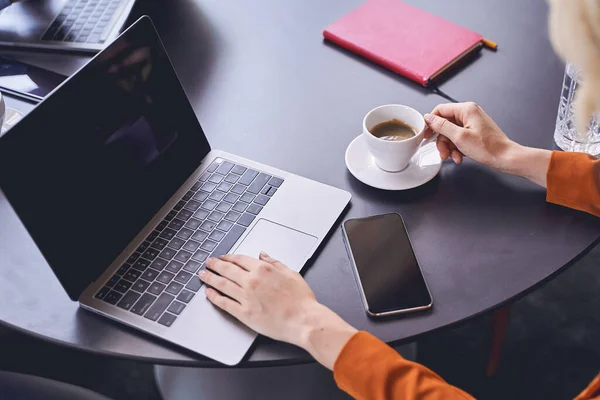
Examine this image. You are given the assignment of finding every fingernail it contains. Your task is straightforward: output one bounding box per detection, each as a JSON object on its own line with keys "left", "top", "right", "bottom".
{"left": 206, "top": 257, "right": 214, "bottom": 265}
{"left": 199, "top": 270, "right": 206, "bottom": 278}
{"left": 424, "top": 113, "right": 434, "bottom": 123}
{"left": 259, "top": 251, "right": 269, "bottom": 258}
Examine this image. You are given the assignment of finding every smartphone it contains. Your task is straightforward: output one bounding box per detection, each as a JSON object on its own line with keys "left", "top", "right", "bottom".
{"left": 0, "top": 57, "right": 66, "bottom": 103}
{"left": 342, "top": 213, "right": 433, "bottom": 317}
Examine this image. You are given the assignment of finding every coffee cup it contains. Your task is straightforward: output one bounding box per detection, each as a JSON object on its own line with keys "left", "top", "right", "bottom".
{"left": 363, "top": 104, "right": 432, "bottom": 172}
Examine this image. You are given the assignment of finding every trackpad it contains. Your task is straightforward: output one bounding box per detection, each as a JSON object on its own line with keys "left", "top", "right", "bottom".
{"left": 233, "top": 220, "right": 317, "bottom": 272}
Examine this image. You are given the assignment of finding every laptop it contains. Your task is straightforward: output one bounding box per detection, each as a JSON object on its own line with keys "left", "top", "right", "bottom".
{"left": 0, "top": 16, "right": 351, "bottom": 365}
{"left": 0, "top": 0, "right": 137, "bottom": 53}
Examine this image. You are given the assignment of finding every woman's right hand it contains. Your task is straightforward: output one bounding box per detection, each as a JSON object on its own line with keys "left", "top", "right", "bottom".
{"left": 424, "top": 102, "right": 551, "bottom": 187}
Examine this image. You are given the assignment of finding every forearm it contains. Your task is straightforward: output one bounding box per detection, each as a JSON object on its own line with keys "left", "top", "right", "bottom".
{"left": 499, "top": 144, "right": 552, "bottom": 188}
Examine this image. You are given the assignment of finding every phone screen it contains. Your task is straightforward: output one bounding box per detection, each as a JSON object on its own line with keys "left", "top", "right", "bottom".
{"left": 343, "top": 213, "right": 432, "bottom": 315}
{"left": 0, "top": 57, "right": 66, "bottom": 102}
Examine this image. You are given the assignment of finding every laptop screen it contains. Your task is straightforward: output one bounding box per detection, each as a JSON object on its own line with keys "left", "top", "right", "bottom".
{"left": 0, "top": 17, "right": 211, "bottom": 300}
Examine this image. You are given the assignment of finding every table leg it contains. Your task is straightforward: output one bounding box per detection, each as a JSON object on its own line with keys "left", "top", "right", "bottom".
{"left": 486, "top": 306, "right": 510, "bottom": 377}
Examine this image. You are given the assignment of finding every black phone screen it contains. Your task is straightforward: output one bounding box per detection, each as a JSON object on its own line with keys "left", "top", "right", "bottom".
{"left": 343, "top": 213, "right": 432, "bottom": 315}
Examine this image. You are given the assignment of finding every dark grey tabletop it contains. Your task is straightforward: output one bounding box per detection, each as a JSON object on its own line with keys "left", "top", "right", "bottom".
{"left": 1, "top": 0, "right": 599, "bottom": 367}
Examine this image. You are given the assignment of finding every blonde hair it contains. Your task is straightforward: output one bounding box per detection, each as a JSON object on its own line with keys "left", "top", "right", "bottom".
{"left": 548, "top": 0, "right": 600, "bottom": 133}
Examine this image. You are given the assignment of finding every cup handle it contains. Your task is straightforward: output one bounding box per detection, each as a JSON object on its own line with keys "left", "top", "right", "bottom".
{"left": 418, "top": 132, "right": 438, "bottom": 150}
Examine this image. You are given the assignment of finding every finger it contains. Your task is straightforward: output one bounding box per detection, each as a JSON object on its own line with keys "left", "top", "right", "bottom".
{"left": 199, "top": 269, "right": 244, "bottom": 302}
{"left": 206, "top": 257, "right": 247, "bottom": 285}
{"left": 424, "top": 113, "right": 464, "bottom": 144}
{"left": 431, "top": 102, "right": 476, "bottom": 125}
{"left": 219, "top": 254, "right": 262, "bottom": 271}
{"left": 424, "top": 126, "right": 436, "bottom": 140}
{"left": 205, "top": 287, "right": 243, "bottom": 319}
{"left": 436, "top": 137, "right": 450, "bottom": 160}
{"left": 259, "top": 252, "right": 286, "bottom": 269}
{"left": 451, "top": 149, "right": 464, "bottom": 164}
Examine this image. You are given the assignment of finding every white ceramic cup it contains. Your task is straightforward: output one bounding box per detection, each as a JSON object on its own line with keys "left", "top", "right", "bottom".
{"left": 363, "top": 104, "right": 430, "bottom": 172}
{"left": 0, "top": 92, "right": 5, "bottom": 129}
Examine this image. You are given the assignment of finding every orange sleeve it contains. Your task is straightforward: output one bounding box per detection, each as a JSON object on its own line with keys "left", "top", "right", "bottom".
{"left": 333, "top": 332, "right": 475, "bottom": 400}
{"left": 546, "top": 151, "right": 600, "bottom": 217}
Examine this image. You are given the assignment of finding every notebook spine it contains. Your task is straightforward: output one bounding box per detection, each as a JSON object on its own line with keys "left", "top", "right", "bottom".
{"left": 323, "top": 29, "right": 428, "bottom": 86}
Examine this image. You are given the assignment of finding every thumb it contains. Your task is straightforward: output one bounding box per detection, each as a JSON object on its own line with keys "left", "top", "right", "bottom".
{"left": 259, "top": 252, "right": 285, "bottom": 269}
{"left": 424, "top": 113, "right": 463, "bottom": 142}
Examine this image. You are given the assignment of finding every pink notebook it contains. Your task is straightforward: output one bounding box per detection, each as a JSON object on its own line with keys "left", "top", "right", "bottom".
{"left": 323, "top": 0, "right": 483, "bottom": 86}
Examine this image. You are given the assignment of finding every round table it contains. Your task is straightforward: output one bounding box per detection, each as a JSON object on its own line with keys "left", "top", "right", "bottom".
{"left": 1, "top": 0, "right": 599, "bottom": 371}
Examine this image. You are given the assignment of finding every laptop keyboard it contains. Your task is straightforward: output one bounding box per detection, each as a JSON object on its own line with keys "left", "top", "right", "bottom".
{"left": 41, "top": 0, "right": 129, "bottom": 44}
{"left": 93, "top": 158, "right": 284, "bottom": 328}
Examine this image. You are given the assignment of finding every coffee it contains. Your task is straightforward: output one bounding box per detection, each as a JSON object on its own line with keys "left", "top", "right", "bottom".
{"left": 369, "top": 118, "right": 417, "bottom": 141}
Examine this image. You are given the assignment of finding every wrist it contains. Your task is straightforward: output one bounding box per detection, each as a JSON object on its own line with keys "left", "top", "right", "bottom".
{"left": 500, "top": 144, "right": 552, "bottom": 187}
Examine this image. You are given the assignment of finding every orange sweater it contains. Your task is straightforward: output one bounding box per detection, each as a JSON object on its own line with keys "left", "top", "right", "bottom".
{"left": 334, "top": 151, "right": 600, "bottom": 400}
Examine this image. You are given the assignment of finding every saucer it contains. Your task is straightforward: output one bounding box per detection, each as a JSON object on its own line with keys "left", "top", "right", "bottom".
{"left": 345, "top": 134, "right": 442, "bottom": 190}
{"left": 1, "top": 109, "right": 25, "bottom": 136}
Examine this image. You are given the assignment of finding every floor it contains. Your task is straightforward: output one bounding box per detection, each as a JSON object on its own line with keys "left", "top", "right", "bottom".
{"left": 0, "top": 244, "right": 598, "bottom": 400}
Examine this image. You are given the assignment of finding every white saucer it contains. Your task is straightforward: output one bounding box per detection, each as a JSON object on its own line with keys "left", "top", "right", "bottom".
{"left": 1, "top": 109, "right": 25, "bottom": 136}
{"left": 345, "top": 134, "right": 442, "bottom": 190}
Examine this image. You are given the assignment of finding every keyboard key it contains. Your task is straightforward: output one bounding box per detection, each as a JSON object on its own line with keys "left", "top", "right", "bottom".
{"left": 159, "top": 247, "right": 177, "bottom": 260}
{"left": 137, "top": 241, "right": 151, "bottom": 253}
{"left": 266, "top": 186, "right": 277, "bottom": 196}
{"left": 148, "top": 282, "right": 166, "bottom": 296}
{"left": 132, "top": 258, "right": 151, "bottom": 271}
{"left": 224, "top": 173, "right": 239, "bottom": 184}
{"left": 247, "top": 173, "right": 271, "bottom": 194}
{"left": 247, "top": 203, "right": 262, "bottom": 215}
{"left": 144, "top": 293, "right": 175, "bottom": 321}
{"left": 183, "top": 260, "right": 201, "bottom": 273}
{"left": 95, "top": 286, "right": 110, "bottom": 300}
{"left": 208, "top": 190, "right": 225, "bottom": 202}
{"left": 193, "top": 209, "right": 210, "bottom": 220}
{"left": 216, "top": 220, "right": 233, "bottom": 232}
{"left": 208, "top": 174, "right": 224, "bottom": 184}
{"left": 142, "top": 248, "right": 159, "bottom": 260}
{"left": 232, "top": 202, "right": 248, "bottom": 213}
{"left": 238, "top": 169, "right": 259, "bottom": 185}
{"left": 206, "top": 161, "right": 220, "bottom": 173}
{"left": 174, "top": 250, "right": 192, "bottom": 263}
{"left": 190, "top": 181, "right": 202, "bottom": 191}
{"left": 201, "top": 240, "right": 218, "bottom": 252}
{"left": 148, "top": 230, "right": 159, "bottom": 241}
{"left": 158, "top": 313, "right": 177, "bottom": 327}
{"left": 168, "top": 237, "right": 185, "bottom": 250}
{"left": 186, "top": 276, "right": 203, "bottom": 292}
{"left": 124, "top": 269, "right": 141, "bottom": 282}
{"left": 254, "top": 194, "right": 270, "bottom": 206}
{"left": 127, "top": 252, "right": 141, "bottom": 264}
{"left": 177, "top": 209, "right": 193, "bottom": 221}
{"left": 208, "top": 230, "right": 225, "bottom": 242}
{"left": 132, "top": 279, "right": 151, "bottom": 293}
{"left": 167, "top": 301, "right": 186, "bottom": 315}
{"left": 117, "top": 290, "right": 141, "bottom": 310}
{"left": 106, "top": 274, "right": 120, "bottom": 287}
{"left": 175, "top": 271, "right": 193, "bottom": 284}
{"left": 260, "top": 185, "right": 270, "bottom": 195}
{"left": 150, "top": 258, "right": 168, "bottom": 271}
{"left": 192, "top": 191, "right": 209, "bottom": 202}
{"left": 183, "top": 240, "right": 201, "bottom": 252}
{"left": 192, "top": 249, "right": 209, "bottom": 262}
{"left": 156, "top": 271, "right": 175, "bottom": 285}
{"left": 240, "top": 193, "right": 256, "bottom": 203}
{"left": 168, "top": 218, "right": 185, "bottom": 231}
{"left": 165, "top": 210, "right": 178, "bottom": 221}
{"left": 200, "top": 221, "right": 217, "bottom": 232}
{"left": 210, "top": 224, "right": 246, "bottom": 258}
{"left": 225, "top": 211, "right": 241, "bottom": 222}
{"left": 201, "top": 182, "right": 217, "bottom": 193}
{"left": 201, "top": 199, "right": 218, "bottom": 211}
{"left": 151, "top": 238, "right": 168, "bottom": 250}
{"left": 114, "top": 279, "right": 132, "bottom": 293}
{"left": 215, "top": 161, "right": 235, "bottom": 175}
{"left": 184, "top": 200, "right": 201, "bottom": 211}
{"left": 217, "top": 182, "right": 233, "bottom": 192}
{"left": 182, "top": 190, "right": 194, "bottom": 201}
{"left": 231, "top": 184, "right": 246, "bottom": 195}
{"left": 238, "top": 213, "right": 256, "bottom": 227}
{"left": 131, "top": 293, "right": 157, "bottom": 315}
{"left": 156, "top": 220, "right": 168, "bottom": 231}
{"left": 216, "top": 202, "right": 232, "bottom": 213}
{"left": 141, "top": 268, "right": 160, "bottom": 281}
{"left": 191, "top": 230, "right": 208, "bottom": 242}
{"left": 208, "top": 211, "right": 224, "bottom": 222}
{"left": 166, "top": 281, "right": 184, "bottom": 295}
{"left": 224, "top": 193, "right": 240, "bottom": 204}
{"left": 176, "top": 228, "right": 194, "bottom": 240}
{"left": 104, "top": 290, "right": 122, "bottom": 305}
{"left": 184, "top": 218, "right": 202, "bottom": 230}
{"left": 116, "top": 263, "right": 130, "bottom": 275}
{"left": 165, "top": 260, "right": 184, "bottom": 273}
{"left": 199, "top": 172, "right": 211, "bottom": 182}
{"left": 159, "top": 228, "right": 177, "bottom": 240}
{"left": 177, "top": 290, "right": 195, "bottom": 304}
{"left": 268, "top": 177, "right": 284, "bottom": 188}
{"left": 174, "top": 200, "right": 186, "bottom": 211}
{"left": 232, "top": 165, "right": 247, "bottom": 175}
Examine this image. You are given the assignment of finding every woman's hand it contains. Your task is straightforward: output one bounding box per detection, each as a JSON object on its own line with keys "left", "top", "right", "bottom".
{"left": 425, "top": 102, "right": 552, "bottom": 187}
{"left": 199, "top": 253, "right": 357, "bottom": 370}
